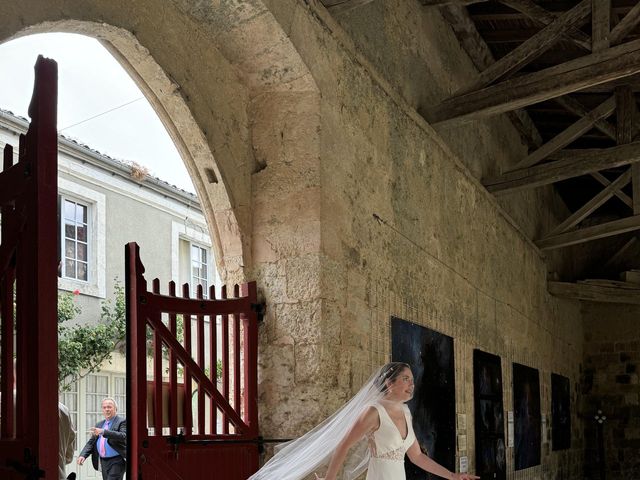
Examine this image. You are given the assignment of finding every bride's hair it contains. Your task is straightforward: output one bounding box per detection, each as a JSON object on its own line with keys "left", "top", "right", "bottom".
{"left": 376, "top": 362, "right": 411, "bottom": 392}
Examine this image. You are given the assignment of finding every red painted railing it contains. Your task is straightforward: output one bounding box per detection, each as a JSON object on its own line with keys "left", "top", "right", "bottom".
{"left": 126, "top": 242, "right": 259, "bottom": 479}
{"left": 0, "top": 56, "right": 59, "bottom": 479}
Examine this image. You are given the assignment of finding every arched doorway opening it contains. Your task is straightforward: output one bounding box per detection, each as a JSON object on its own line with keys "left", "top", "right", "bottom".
{"left": 0, "top": 31, "right": 232, "bottom": 479}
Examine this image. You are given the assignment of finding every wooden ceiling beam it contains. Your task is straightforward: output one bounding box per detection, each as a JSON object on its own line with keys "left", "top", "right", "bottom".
{"left": 610, "top": 3, "right": 640, "bottom": 45}
{"left": 439, "top": 6, "right": 495, "bottom": 72}
{"left": 616, "top": 85, "right": 636, "bottom": 144}
{"left": 615, "top": 84, "right": 640, "bottom": 215}
{"left": 573, "top": 74, "right": 640, "bottom": 93}
{"left": 499, "top": 0, "right": 592, "bottom": 50}
{"left": 471, "top": 4, "right": 637, "bottom": 22}
{"left": 438, "top": 5, "right": 543, "bottom": 147}
{"left": 554, "top": 96, "right": 618, "bottom": 140}
{"left": 458, "top": 0, "right": 592, "bottom": 94}
{"left": 547, "top": 169, "right": 631, "bottom": 236}
{"left": 509, "top": 96, "right": 615, "bottom": 170}
{"left": 537, "top": 214, "right": 640, "bottom": 250}
{"left": 483, "top": 141, "right": 640, "bottom": 194}
{"left": 425, "top": 39, "right": 640, "bottom": 125}
{"left": 548, "top": 280, "right": 640, "bottom": 304}
{"left": 592, "top": 0, "right": 611, "bottom": 52}
{"left": 592, "top": 171, "right": 634, "bottom": 208}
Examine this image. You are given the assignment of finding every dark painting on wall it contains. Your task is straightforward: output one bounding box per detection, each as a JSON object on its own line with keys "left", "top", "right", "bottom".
{"left": 473, "top": 350, "right": 506, "bottom": 480}
{"left": 391, "top": 317, "right": 455, "bottom": 480}
{"left": 513, "top": 363, "right": 541, "bottom": 471}
{"left": 551, "top": 373, "right": 571, "bottom": 451}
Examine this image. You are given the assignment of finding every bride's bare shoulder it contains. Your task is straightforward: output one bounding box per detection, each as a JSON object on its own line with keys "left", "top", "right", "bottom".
{"left": 359, "top": 405, "right": 381, "bottom": 431}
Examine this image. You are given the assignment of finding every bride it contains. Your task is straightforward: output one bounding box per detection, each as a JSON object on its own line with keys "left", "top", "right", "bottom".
{"left": 249, "top": 362, "right": 480, "bottom": 480}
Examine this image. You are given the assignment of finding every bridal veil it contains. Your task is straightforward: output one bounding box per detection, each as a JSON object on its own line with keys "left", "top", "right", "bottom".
{"left": 248, "top": 362, "right": 408, "bottom": 480}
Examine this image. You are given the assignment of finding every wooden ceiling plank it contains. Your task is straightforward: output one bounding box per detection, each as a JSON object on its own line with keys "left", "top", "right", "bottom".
{"left": 537, "top": 214, "right": 640, "bottom": 250}
{"left": 458, "top": 0, "right": 592, "bottom": 94}
{"left": 438, "top": 5, "right": 543, "bottom": 147}
{"left": 592, "top": 171, "right": 634, "bottom": 207}
{"left": 499, "top": 0, "right": 592, "bottom": 50}
{"left": 592, "top": 0, "right": 611, "bottom": 52}
{"left": 425, "top": 39, "right": 640, "bottom": 125}
{"left": 509, "top": 96, "right": 615, "bottom": 170}
{"left": 483, "top": 141, "right": 640, "bottom": 194}
{"left": 548, "top": 280, "right": 640, "bottom": 303}
{"left": 554, "top": 95, "right": 617, "bottom": 139}
{"left": 610, "top": 3, "right": 640, "bottom": 45}
{"left": 547, "top": 169, "right": 631, "bottom": 236}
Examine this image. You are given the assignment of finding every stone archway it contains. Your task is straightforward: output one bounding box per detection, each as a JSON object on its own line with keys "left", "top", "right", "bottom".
{"left": 0, "top": 0, "right": 321, "bottom": 284}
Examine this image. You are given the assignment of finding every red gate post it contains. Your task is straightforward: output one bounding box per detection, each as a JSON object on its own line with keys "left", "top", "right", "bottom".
{"left": 126, "top": 243, "right": 148, "bottom": 480}
{"left": 0, "top": 55, "right": 59, "bottom": 479}
{"left": 23, "top": 54, "right": 59, "bottom": 480}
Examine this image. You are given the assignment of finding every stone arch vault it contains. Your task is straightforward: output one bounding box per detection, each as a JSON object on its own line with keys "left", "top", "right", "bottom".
{"left": 0, "top": 0, "right": 321, "bottom": 283}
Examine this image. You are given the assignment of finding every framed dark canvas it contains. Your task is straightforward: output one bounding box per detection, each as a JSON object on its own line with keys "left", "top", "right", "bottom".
{"left": 473, "top": 350, "right": 506, "bottom": 480}
{"left": 551, "top": 373, "right": 571, "bottom": 451}
{"left": 512, "top": 363, "right": 541, "bottom": 470}
{"left": 391, "top": 317, "right": 455, "bottom": 480}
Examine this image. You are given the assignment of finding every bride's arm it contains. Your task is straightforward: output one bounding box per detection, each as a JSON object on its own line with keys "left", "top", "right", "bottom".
{"left": 406, "top": 440, "right": 480, "bottom": 480}
{"left": 318, "top": 406, "right": 379, "bottom": 480}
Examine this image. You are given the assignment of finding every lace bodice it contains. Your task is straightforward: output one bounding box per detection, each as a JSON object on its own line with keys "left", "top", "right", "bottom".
{"left": 367, "top": 403, "right": 416, "bottom": 462}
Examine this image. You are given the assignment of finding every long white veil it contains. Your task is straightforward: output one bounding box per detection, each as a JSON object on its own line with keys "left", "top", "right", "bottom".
{"left": 249, "top": 363, "right": 407, "bottom": 480}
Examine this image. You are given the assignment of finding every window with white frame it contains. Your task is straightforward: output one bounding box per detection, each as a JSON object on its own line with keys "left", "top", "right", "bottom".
{"left": 191, "top": 243, "right": 209, "bottom": 295}
{"left": 57, "top": 179, "right": 106, "bottom": 298}
{"left": 61, "top": 198, "right": 89, "bottom": 282}
{"left": 172, "top": 220, "right": 220, "bottom": 298}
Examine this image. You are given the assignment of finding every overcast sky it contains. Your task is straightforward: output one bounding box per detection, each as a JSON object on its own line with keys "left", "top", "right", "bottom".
{"left": 0, "top": 32, "right": 195, "bottom": 193}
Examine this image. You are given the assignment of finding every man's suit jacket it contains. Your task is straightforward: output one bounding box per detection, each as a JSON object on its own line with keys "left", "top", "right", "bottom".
{"left": 79, "top": 415, "right": 126, "bottom": 471}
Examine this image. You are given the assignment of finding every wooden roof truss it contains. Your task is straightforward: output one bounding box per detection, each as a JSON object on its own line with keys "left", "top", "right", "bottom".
{"left": 323, "top": 0, "right": 640, "bottom": 301}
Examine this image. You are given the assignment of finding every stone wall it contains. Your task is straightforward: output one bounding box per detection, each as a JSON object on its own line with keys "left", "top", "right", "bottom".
{"left": 582, "top": 302, "right": 640, "bottom": 479}
{"left": 0, "top": 1, "right": 590, "bottom": 478}
{"left": 328, "top": 1, "right": 578, "bottom": 277}
{"left": 268, "top": 2, "right": 585, "bottom": 478}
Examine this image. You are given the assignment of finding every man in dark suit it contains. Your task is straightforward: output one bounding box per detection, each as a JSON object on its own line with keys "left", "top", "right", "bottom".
{"left": 78, "top": 397, "right": 126, "bottom": 480}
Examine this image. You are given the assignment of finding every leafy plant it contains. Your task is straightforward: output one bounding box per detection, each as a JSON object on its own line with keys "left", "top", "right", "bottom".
{"left": 58, "top": 283, "right": 126, "bottom": 392}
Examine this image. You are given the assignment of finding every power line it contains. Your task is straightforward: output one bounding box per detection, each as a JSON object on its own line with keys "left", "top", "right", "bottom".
{"left": 59, "top": 97, "right": 144, "bottom": 131}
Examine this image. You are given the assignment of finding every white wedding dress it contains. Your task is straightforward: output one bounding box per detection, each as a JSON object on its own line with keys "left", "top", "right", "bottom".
{"left": 366, "top": 404, "right": 417, "bottom": 480}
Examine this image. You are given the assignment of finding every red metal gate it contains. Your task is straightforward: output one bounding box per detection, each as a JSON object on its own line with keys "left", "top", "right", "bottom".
{"left": 125, "top": 242, "right": 259, "bottom": 479}
{"left": 0, "top": 56, "right": 59, "bottom": 479}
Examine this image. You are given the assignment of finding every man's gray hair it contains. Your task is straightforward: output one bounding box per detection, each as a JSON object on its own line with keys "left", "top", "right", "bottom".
{"left": 102, "top": 397, "right": 118, "bottom": 411}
